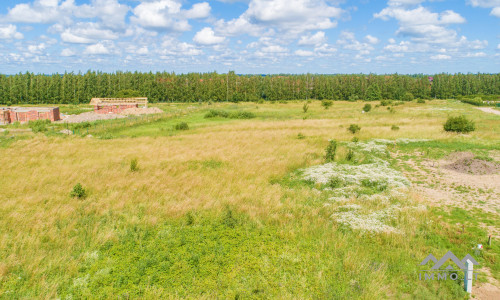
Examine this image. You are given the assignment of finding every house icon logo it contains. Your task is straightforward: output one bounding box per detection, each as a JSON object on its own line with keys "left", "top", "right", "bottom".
{"left": 418, "top": 251, "right": 480, "bottom": 281}
{"left": 420, "top": 251, "right": 479, "bottom": 270}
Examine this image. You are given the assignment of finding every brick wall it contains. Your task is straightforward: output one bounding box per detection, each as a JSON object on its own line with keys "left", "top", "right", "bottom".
{"left": 94, "top": 104, "right": 138, "bottom": 114}
{"left": 0, "top": 110, "right": 10, "bottom": 125}
{"left": 2, "top": 107, "right": 61, "bottom": 124}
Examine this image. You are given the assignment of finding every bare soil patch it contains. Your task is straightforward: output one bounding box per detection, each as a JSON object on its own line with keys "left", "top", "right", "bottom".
{"left": 443, "top": 152, "right": 500, "bottom": 175}
{"left": 476, "top": 107, "right": 500, "bottom": 116}
{"left": 58, "top": 112, "right": 126, "bottom": 123}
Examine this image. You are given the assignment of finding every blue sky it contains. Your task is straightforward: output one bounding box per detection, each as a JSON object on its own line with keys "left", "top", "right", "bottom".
{"left": 0, "top": 0, "right": 499, "bottom": 74}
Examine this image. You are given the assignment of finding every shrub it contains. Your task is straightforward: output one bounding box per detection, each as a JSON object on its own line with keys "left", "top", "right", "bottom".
{"left": 70, "top": 183, "right": 86, "bottom": 199}
{"left": 362, "top": 104, "right": 372, "bottom": 112}
{"left": 28, "top": 119, "right": 50, "bottom": 133}
{"left": 417, "top": 99, "right": 426, "bottom": 104}
{"left": 403, "top": 92, "right": 414, "bottom": 101}
{"left": 204, "top": 109, "right": 229, "bottom": 118}
{"left": 348, "top": 94, "right": 359, "bottom": 102}
{"left": 380, "top": 100, "right": 391, "bottom": 106}
{"left": 257, "top": 99, "right": 265, "bottom": 104}
{"left": 228, "top": 111, "right": 256, "bottom": 119}
{"left": 461, "top": 97, "right": 484, "bottom": 106}
{"left": 443, "top": 115, "right": 475, "bottom": 133}
{"left": 391, "top": 125, "right": 400, "bottom": 131}
{"left": 185, "top": 212, "right": 194, "bottom": 226}
{"left": 297, "top": 133, "right": 305, "bottom": 139}
{"left": 351, "top": 137, "right": 359, "bottom": 143}
{"left": 130, "top": 158, "right": 139, "bottom": 172}
{"left": 321, "top": 100, "right": 333, "bottom": 109}
{"left": 328, "top": 176, "right": 345, "bottom": 188}
{"left": 348, "top": 124, "right": 361, "bottom": 134}
{"left": 279, "top": 100, "right": 288, "bottom": 104}
{"left": 325, "top": 140, "right": 337, "bottom": 162}
{"left": 302, "top": 103, "right": 309, "bottom": 113}
{"left": 175, "top": 122, "right": 189, "bottom": 130}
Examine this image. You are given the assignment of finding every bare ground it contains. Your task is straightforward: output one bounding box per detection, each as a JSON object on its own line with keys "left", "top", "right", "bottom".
{"left": 399, "top": 151, "right": 500, "bottom": 299}
{"left": 475, "top": 107, "right": 500, "bottom": 116}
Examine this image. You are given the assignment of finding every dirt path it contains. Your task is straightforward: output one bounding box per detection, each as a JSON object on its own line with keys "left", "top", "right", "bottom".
{"left": 475, "top": 107, "right": 500, "bottom": 115}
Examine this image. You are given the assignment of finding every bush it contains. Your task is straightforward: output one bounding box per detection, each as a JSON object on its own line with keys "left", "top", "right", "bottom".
{"left": 228, "top": 111, "right": 256, "bottom": 119}
{"left": 443, "top": 115, "right": 475, "bottom": 133}
{"left": 302, "top": 103, "right": 309, "bottom": 113}
{"left": 351, "top": 137, "right": 359, "bottom": 143}
{"left": 380, "top": 100, "right": 391, "bottom": 106}
{"left": 403, "top": 92, "right": 414, "bottom": 101}
{"left": 204, "top": 109, "right": 229, "bottom": 118}
{"left": 346, "top": 149, "right": 355, "bottom": 161}
{"left": 325, "top": 140, "right": 337, "bottom": 162}
{"left": 461, "top": 97, "right": 484, "bottom": 106}
{"left": 321, "top": 100, "right": 333, "bottom": 109}
{"left": 130, "top": 158, "right": 139, "bottom": 172}
{"left": 348, "top": 124, "right": 361, "bottom": 134}
{"left": 297, "top": 133, "right": 305, "bottom": 139}
{"left": 362, "top": 104, "right": 371, "bottom": 112}
{"left": 279, "top": 100, "right": 288, "bottom": 104}
{"left": 175, "top": 122, "right": 189, "bottom": 130}
{"left": 28, "top": 119, "right": 50, "bottom": 133}
{"left": 391, "top": 125, "right": 400, "bottom": 131}
{"left": 417, "top": 99, "right": 426, "bottom": 104}
{"left": 348, "top": 94, "right": 359, "bottom": 102}
{"left": 70, "top": 183, "right": 86, "bottom": 199}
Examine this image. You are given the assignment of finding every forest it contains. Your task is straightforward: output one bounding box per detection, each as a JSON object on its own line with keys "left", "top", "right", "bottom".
{"left": 0, "top": 71, "right": 499, "bottom": 104}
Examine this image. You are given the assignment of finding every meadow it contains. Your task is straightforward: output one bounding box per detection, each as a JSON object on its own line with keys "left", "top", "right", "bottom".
{"left": 0, "top": 99, "right": 499, "bottom": 299}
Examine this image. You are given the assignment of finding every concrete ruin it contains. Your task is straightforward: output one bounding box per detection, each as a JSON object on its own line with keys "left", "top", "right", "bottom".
{"left": 90, "top": 98, "right": 148, "bottom": 114}
{"left": 0, "top": 107, "right": 61, "bottom": 125}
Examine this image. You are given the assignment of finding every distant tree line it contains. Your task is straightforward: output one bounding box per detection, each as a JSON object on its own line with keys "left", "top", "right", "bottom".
{"left": 0, "top": 71, "right": 498, "bottom": 104}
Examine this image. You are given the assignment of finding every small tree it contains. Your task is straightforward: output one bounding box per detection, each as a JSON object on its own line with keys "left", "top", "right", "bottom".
{"left": 175, "top": 122, "right": 189, "bottom": 130}
{"left": 444, "top": 115, "right": 475, "bottom": 133}
{"left": 403, "top": 92, "right": 414, "bottom": 101}
{"left": 321, "top": 100, "right": 333, "bottom": 109}
{"left": 303, "top": 103, "right": 309, "bottom": 113}
{"left": 363, "top": 104, "right": 372, "bottom": 112}
{"left": 70, "top": 183, "right": 86, "bottom": 199}
{"left": 348, "top": 124, "right": 361, "bottom": 134}
{"left": 325, "top": 140, "right": 337, "bottom": 162}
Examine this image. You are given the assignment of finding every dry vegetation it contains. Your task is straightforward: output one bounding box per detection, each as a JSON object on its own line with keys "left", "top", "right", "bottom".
{"left": 0, "top": 100, "right": 499, "bottom": 298}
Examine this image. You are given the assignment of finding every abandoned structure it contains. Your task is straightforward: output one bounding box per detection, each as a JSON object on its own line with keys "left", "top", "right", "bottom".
{"left": 90, "top": 98, "right": 148, "bottom": 114}
{"left": 0, "top": 107, "right": 61, "bottom": 125}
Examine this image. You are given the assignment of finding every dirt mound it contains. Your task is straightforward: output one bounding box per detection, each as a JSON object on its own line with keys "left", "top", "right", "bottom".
{"left": 120, "top": 107, "right": 163, "bottom": 115}
{"left": 443, "top": 152, "right": 500, "bottom": 175}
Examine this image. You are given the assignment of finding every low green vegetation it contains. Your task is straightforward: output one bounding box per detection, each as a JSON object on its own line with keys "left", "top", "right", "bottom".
{"left": 444, "top": 115, "right": 476, "bottom": 133}
{"left": 174, "top": 122, "right": 189, "bottom": 130}
{"left": 348, "top": 124, "right": 361, "bottom": 134}
{"left": 70, "top": 183, "right": 87, "bottom": 199}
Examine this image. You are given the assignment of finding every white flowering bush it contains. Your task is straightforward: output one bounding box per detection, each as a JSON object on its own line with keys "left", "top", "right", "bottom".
{"left": 333, "top": 205, "right": 402, "bottom": 234}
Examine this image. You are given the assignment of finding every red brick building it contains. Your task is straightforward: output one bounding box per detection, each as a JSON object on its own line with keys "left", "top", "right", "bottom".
{"left": 90, "top": 98, "right": 148, "bottom": 114}
{"left": 0, "top": 107, "right": 61, "bottom": 124}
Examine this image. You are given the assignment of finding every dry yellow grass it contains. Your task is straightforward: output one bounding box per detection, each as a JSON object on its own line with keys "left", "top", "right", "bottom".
{"left": 0, "top": 100, "right": 498, "bottom": 297}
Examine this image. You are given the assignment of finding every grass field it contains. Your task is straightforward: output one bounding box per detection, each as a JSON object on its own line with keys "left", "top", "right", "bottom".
{"left": 0, "top": 99, "right": 499, "bottom": 299}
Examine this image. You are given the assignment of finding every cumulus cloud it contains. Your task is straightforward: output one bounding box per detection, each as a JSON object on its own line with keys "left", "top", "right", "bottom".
{"left": 193, "top": 27, "right": 226, "bottom": 45}
{"left": 215, "top": 0, "right": 343, "bottom": 36}
{"left": 61, "top": 23, "right": 119, "bottom": 44}
{"left": 0, "top": 24, "right": 24, "bottom": 39}
{"left": 76, "top": 0, "right": 130, "bottom": 29}
{"left": 84, "top": 42, "right": 111, "bottom": 55}
{"left": 185, "top": 2, "right": 211, "bottom": 19}
{"left": 337, "top": 31, "right": 374, "bottom": 55}
{"left": 295, "top": 49, "right": 315, "bottom": 56}
{"left": 365, "top": 35, "right": 379, "bottom": 44}
{"left": 468, "top": 0, "right": 500, "bottom": 18}
{"left": 298, "top": 31, "right": 326, "bottom": 46}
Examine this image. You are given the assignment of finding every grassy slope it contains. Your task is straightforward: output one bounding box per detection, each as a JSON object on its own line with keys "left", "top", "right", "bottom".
{"left": 0, "top": 100, "right": 499, "bottom": 299}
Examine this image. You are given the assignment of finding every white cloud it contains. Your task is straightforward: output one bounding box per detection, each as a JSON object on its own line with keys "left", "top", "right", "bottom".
{"left": 365, "top": 35, "right": 379, "bottom": 44}
{"left": 468, "top": 1, "right": 500, "bottom": 17}
{"left": 215, "top": 0, "right": 343, "bottom": 36}
{"left": 61, "top": 48, "right": 75, "bottom": 56}
{"left": 5, "top": 0, "right": 72, "bottom": 24}
{"left": 337, "top": 31, "right": 374, "bottom": 55}
{"left": 431, "top": 54, "right": 451, "bottom": 60}
{"left": 84, "top": 42, "right": 110, "bottom": 55}
{"left": 160, "top": 37, "right": 203, "bottom": 56}
{"left": 298, "top": 31, "right": 326, "bottom": 46}
{"left": 27, "top": 43, "right": 46, "bottom": 54}
{"left": 193, "top": 27, "right": 226, "bottom": 45}
{"left": 491, "top": 7, "right": 500, "bottom": 16}
{"left": 261, "top": 45, "right": 288, "bottom": 53}
{"left": 185, "top": 2, "right": 211, "bottom": 19}
{"left": 131, "top": 0, "right": 188, "bottom": 31}
{"left": 295, "top": 49, "right": 314, "bottom": 56}
{"left": 0, "top": 24, "right": 24, "bottom": 39}
{"left": 465, "top": 52, "right": 487, "bottom": 57}
{"left": 61, "top": 23, "right": 119, "bottom": 44}
{"left": 76, "top": 0, "right": 130, "bottom": 29}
